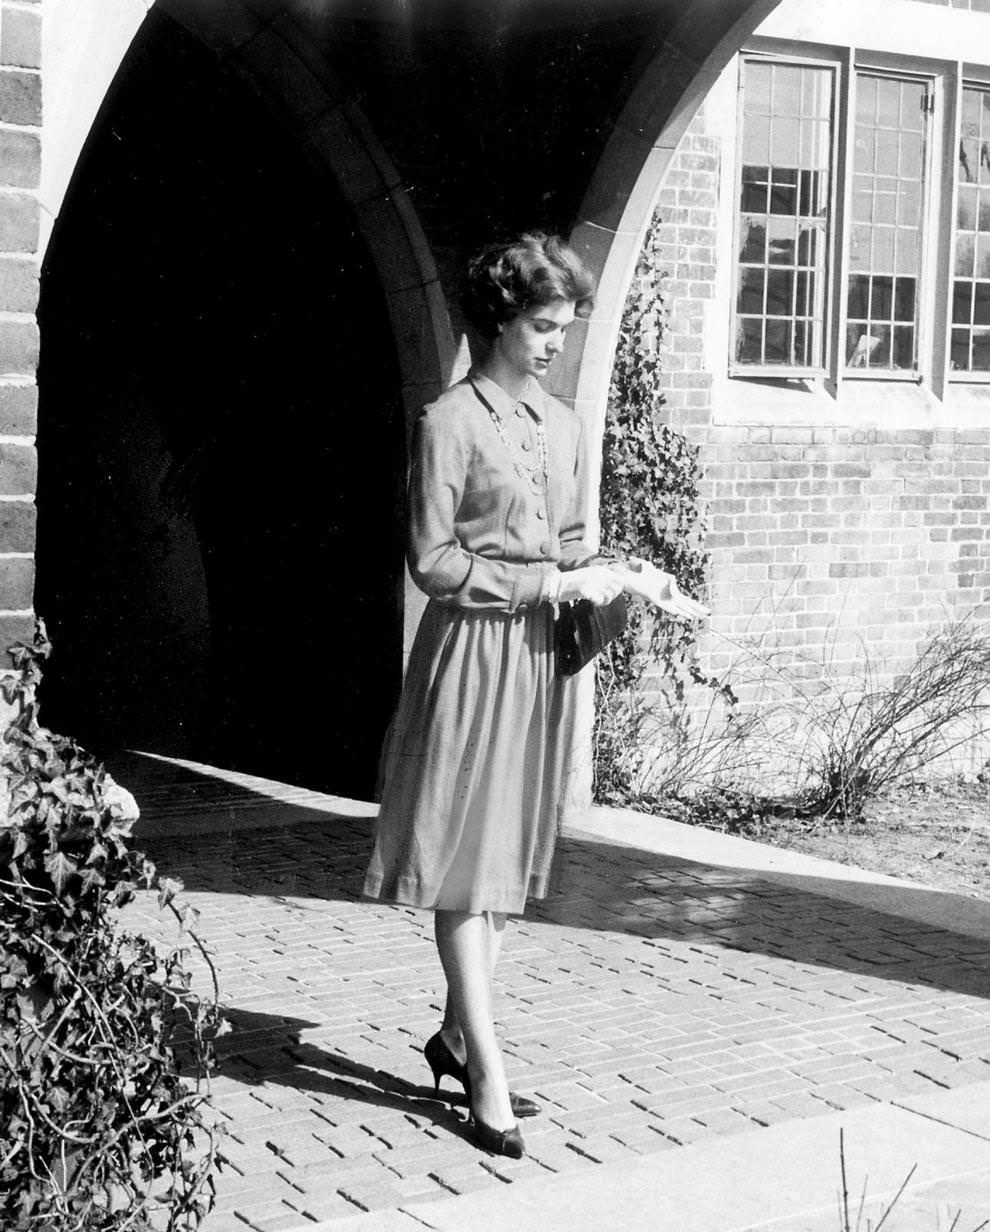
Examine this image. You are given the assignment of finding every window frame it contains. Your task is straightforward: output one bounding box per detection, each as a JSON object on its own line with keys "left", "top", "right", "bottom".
{"left": 727, "top": 38, "right": 988, "bottom": 399}
{"left": 729, "top": 50, "right": 840, "bottom": 380}
{"left": 947, "top": 71, "right": 990, "bottom": 384}
{"left": 841, "top": 66, "right": 936, "bottom": 384}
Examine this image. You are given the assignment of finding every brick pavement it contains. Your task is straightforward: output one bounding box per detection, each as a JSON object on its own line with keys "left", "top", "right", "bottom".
{"left": 123, "top": 806, "right": 990, "bottom": 1232}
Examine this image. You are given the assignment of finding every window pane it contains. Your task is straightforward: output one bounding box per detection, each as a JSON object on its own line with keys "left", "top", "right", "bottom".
{"left": 848, "top": 274, "right": 870, "bottom": 318}
{"left": 974, "top": 331, "right": 990, "bottom": 367}
{"left": 958, "top": 186, "right": 977, "bottom": 231}
{"left": 766, "top": 269, "right": 795, "bottom": 315}
{"left": 737, "top": 267, "right": 766, "bottom": 314}
{"left": 898, "top": 183, "right": 921, "bottom": 226}
{"left": 734, "top": 59, "right": 832, "bottom": 369}
{"left": 740, "top": 168, "right": 770, "bottom": 213}
{"left": 845, "top": 73, "right": 928, "bottom": 374}
{"left": 764, "top": 319, "right": 792, "bottom": 362}
{"left": 739, "top": 218, "right": 766, "bottom": 263}
{"left": 894, "top": 277, "right": 916, "bottom": 320}
{"left": 952, "top": 326, "right": 971, "bottom": 370}
{"left": 736, "top": 317, "right": 764, "bottom": 363}
{"left": 951, "top": 86, "right": 990, "bottom": 373}
{"left": 767, "top": 217, "right": 795, "bottom": 264}
{"left": 797, "top": 224, "right": 819, "bottom": 265}
{"left": 769, "top": 168, "right": 798, "bottom": 215}
{"left": 954, "top": 280, "right": 974, "bottom": 325}
{"left": 893, "top": 326, "right": 915, "bottom": 368}
{"left": 956, "top": 233, "right": 976, "bottom": 278}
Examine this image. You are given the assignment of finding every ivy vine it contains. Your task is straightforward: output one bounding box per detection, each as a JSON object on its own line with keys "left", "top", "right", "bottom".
{"left": 594, "top": 219, "right": 722, "bottom": 802}
{"left": 1, "top": 624, "right": 222, "bottom": 1231}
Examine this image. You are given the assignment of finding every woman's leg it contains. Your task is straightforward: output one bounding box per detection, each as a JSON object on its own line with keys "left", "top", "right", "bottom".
{"left": 439, "top": 911, "right": 506, "bottom": 1059}
{"left": 434, "top": 909, "right": 514, "bottom": 1130}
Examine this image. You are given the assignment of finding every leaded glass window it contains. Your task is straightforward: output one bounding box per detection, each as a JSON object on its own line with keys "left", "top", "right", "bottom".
{"left": 845, "top": 74, "right": 930, "bottom": 374}
{"left": 729, "top": 50, "right": 990, "bottom": 391}
{"left": 913, "top": 0, "right": 990, "bottom": 10}
{"left": 951, "top": 87, "right": 990, "bottom": 373}
{"left": 734, "top": 60, "right": 833, "bottom": 371}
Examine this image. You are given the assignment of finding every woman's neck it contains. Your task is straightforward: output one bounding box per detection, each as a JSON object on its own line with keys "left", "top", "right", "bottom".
{"left": 476, "top": 351, "right": 530, "bottom": 402}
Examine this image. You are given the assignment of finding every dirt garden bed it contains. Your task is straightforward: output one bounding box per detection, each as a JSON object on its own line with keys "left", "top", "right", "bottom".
{"left": 749, "top": 780, "right": 990, "bottom": 900}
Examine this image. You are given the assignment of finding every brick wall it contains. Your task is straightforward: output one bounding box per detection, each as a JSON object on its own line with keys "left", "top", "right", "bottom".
{"left": 0, "top": 0, "right": 40, "bottom": 664}
{"left": 650, "top": 118, "right": 718, "bottom": 440}
{"left": 639, "top": 107, "right": 990, "bottom": 714}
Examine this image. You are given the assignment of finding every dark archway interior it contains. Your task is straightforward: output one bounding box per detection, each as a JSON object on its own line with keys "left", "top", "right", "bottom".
{"left": 310, "top": 1, "right": 670, "bottom": 279}
{"left": 36, "top": 10, "right": 405, "bottom": 798}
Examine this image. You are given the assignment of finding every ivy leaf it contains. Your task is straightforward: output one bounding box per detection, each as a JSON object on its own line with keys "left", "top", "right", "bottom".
{"left": 43, "top": 850, "right": 77, "bottom": 896}
{"left": 86, "top": 841, "right": 108, "bottom": 867}
{"left": 79, "top": 867, "right": 105, "bottom": 894}
{"left": 157, "top": 877, "right": 183, "bottom": 911}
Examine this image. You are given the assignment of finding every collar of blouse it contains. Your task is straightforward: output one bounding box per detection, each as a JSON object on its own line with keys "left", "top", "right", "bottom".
{"left": 469, "top": 370, "right": 545, "bottom": 423}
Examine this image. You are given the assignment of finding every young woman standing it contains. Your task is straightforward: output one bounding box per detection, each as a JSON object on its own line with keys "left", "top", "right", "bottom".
{"left": 363, "top": 233, "right": 705, "bottom": 1157}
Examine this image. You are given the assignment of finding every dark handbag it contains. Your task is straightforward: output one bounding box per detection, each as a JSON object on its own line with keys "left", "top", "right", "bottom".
{"left": 554, "top": 594, "right": 628, "bottom": 676}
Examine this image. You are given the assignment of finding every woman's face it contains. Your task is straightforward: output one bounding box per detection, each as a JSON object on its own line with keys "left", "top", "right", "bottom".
{"left": 495, "top": 298, "right": 577, "bottom": 383}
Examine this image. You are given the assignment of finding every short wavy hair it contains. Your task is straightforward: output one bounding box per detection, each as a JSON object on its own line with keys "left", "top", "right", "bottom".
{"left": 463, "top": 232, "right": 596, "bottom": 340}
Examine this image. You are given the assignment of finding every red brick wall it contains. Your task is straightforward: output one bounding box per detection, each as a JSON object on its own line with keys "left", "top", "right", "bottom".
{"left": 0, "top": 0, "right": 40, "bottom": 661}
{"left": 640, "top": 108, "right": 990, "bottom": 701}
{"left": 650, "top": 121, "right": 718, "bottom": 438}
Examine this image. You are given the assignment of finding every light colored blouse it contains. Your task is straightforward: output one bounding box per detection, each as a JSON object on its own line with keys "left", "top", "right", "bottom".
{"left": 408, "top": 372, "right": 596, "bottom": 613}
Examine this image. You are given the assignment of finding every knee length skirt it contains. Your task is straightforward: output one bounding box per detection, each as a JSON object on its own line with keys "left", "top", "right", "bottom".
{"left": 362, "top": 599, "right": 578, "bottom": 915}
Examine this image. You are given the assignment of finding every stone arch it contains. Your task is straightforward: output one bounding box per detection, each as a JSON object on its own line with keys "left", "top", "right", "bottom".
{"left": 157, "top": 0, "right": 454, "bottom": 415}
{"left": 563, "top": 0, "right": 784, "bottom": 438}
{"left": 44, "top": 0, "right": 453, "bottom": 426}
{"left": 36, "top": 0, "right": 448, "bottom": 794}
{"left": 554, "top": 0, "right": 784, "bottom": 817}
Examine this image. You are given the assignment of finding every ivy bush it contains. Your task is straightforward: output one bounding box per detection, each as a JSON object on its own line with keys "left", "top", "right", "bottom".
{"left": 599, "top": 237, "right": 709, "bottom": 687}
{"left": 1, "top": 625, "right": 221, "bottom": 1232}
{"left": 595, "top": 220, "right": 725, "bottom": 803}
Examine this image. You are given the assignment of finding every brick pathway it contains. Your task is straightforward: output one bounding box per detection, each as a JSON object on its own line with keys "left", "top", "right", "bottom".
{"left": 124, "top": 810, "right": 990, "bottom": 1232}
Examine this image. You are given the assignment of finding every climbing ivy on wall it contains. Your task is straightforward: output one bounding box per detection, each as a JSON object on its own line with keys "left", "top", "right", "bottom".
{"left": 595, "top": 220, "right": 720, "bottom": 801}
{"left": 599, "top": 228, "right": 710, "bottom": 687}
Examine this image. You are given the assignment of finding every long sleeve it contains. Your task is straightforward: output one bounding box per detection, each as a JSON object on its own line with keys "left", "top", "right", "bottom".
{"left": 556, "top": 421, "right": 602, "bottom": 572}
{"left": 407, "top": 411, "right": 555, "bottom": 611}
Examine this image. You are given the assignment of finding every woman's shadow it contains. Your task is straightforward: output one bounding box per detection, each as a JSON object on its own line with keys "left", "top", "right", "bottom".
{"left": 208, "top": 1006, "right": 470, "bottom": 1133}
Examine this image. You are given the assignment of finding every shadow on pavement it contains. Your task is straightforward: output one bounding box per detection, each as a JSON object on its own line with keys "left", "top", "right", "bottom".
{"left": 214, "top": 1007, "right": 470, "bottom": 1131}
{"left": 121, "top": 752, "right": 990, "bottom": 1005}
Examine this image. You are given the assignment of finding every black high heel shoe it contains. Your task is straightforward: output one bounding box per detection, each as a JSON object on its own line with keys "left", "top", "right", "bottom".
{"left": 469, "top": 1113, "right": 525, "bottom": 1159}
{"left": 424, "top": 1032, "right": 540, "bottom": 1119}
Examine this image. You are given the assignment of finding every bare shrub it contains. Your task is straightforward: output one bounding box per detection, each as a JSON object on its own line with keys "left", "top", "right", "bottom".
{"left": 594, "top": 610, "right": 990, "bottom": 828}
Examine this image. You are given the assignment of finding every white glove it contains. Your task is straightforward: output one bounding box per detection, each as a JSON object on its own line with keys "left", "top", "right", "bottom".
{"left": 612, "top": 558, "right": 710, "bottom": 621}
{"left": 551, "top": 565, "right": 626, "bottom": 606}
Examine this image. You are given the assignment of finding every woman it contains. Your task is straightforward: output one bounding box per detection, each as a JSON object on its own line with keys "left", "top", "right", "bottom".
{"left": 363, "top": 233, "right": 705, "bottom": 1158}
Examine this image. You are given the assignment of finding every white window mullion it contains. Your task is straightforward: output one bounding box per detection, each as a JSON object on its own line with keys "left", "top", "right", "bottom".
{"left": 930, "top": 64, "right": 960, "bottom": 399}
{"left": 827, "top": 46, "right": 856, "bottom": 398}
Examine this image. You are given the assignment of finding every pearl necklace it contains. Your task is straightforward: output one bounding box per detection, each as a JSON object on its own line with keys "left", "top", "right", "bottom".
{"left": 483, "top": 400, "right": 549, "bottom": 492}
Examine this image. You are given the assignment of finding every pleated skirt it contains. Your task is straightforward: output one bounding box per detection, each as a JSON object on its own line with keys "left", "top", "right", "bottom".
{"left": 362, "top": 599, "right": 577, "bottom": 915}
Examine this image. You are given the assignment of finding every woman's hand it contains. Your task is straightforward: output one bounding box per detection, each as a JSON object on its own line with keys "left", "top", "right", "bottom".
{"left": 553, "top": 565, "right": 626, "bottom": 606}
{"left": 612, "top": 559, "right": 710, "bottom": 621}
